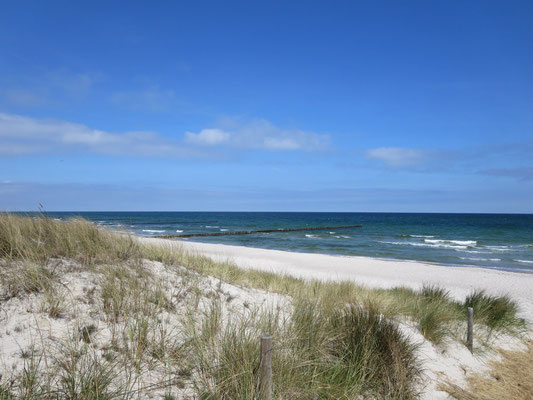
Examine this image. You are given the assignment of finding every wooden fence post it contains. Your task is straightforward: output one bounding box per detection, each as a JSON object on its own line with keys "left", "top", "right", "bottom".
{"left": 260, "top": 334, "right": 272, "bottom": 400}
{"left": 467, "top": 307, "right": 474, "bottom": 354}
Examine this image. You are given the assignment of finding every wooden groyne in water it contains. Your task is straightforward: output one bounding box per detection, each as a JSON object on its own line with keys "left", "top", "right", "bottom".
{"left": 154, "top": 225, "right": 363, "bottom": 239}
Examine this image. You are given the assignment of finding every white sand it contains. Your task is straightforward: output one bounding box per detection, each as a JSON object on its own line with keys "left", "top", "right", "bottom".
{"left": 0, "top": 259, "right": 289, "bottom": 399}
{"left": 146, "top": 238, "right": 533, "bottom": 321}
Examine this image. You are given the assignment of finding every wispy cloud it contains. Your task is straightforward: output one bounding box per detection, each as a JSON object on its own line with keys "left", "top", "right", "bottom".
{"left": 1, "top": 69, "right": 100, "bottom": 106}
{"left": 44, "top": 69, "right": 97, "bottom": 100}
{"left": 479, "top": 167, "right": 533, "bottom": 181}
{"left": 110, "top": 85, "right": 177, "bottom": 112}
{"left": 185, "top": 117, "right": 330, "bottom": 151}
{"left": 364, "top": 141, "right": 533, "bottom": 183}
{"left": 366, "top": 147, "right": 431, "bottom": 167}
{"left": 3, "top": 181, "right": 531, "bottom": 212}
{"left": 1, "top": 88, "right": 45, "bottom": 107}
{"left": 185, "top": 128, "right": 230, "bottom": 146}
{"left": 0, "top": 112, "right": 329, "bottom": 157}
{"left": 0, "top": 112, "right": 190, "bottom": 157}
{"left": 0, "top": 181, "right": 454, "bottom": 212}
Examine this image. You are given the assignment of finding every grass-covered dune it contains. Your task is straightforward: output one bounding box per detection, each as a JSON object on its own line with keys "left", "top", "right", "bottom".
{"left": 0, "top": 213, "right": 531, "bottom": 399}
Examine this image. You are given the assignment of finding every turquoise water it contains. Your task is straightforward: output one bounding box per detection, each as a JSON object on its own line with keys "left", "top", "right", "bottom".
{"left": 38, "top": 212, "right": 533, "bottom": 273}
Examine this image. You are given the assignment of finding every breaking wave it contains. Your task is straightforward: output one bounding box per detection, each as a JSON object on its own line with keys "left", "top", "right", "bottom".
{"left": 425, "top": 239, "right": 477, "bottom": 246}
{"left": 515, "top": 259, "right": 533, "bottom": 264}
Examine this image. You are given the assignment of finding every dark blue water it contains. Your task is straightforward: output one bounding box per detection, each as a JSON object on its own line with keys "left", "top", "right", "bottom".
{"left": 37, "top": 212, "right": 533, "bottom": 273}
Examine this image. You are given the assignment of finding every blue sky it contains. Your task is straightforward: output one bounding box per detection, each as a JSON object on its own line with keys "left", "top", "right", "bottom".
{"left": 1, "top": 0, "right": 532, "bottom": 212}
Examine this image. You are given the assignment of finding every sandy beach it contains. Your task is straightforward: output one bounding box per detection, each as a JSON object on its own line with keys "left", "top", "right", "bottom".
{"left": 146, "top": 238, "right": 533, "bottom": 321}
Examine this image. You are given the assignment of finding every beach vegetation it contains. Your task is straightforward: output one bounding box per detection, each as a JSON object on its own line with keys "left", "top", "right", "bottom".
{"left": 189, "top": 298, "right": 421, "bottom": 399}
{"left": 463, "top": 290, "right": 525, "bottom": 334}
{"left": 0, "top": 212, "right": 139, "bottom": 265}
{"left": 0, "top": 213, "right": 529, "bottom": 399}
{"left": 0, "top": 385, "right": 14, "bottom": 400}
{"left": 39, "top": 287, "right": 67, "bottom": 318}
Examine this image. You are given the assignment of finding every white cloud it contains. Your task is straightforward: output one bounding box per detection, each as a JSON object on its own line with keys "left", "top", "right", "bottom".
{"left": 366, "top": 147, "right": 429, "bottom": 167}
{"left": 0, "top": 113, "right": 189, "bottom": 157}
{"left": 0, "top": 113, "right": 327, "bottom": 158}
{"left": 185, "top": 118, "right": 329, "bottom": 151}
{"left": 185, "top": 128, "right": 230, "bottom": 146}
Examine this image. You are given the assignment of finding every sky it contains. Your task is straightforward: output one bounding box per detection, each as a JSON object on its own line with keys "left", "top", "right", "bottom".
{"left": 1, "top": 0, "right": 532, "bottom": 212}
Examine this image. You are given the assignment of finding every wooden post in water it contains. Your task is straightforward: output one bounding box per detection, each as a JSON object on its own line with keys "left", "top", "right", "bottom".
{"left": 260, "top": 334, "right": 272, "bottom": 400}
{"left": 467, "top": 307, "right": 474, "bottom": 354}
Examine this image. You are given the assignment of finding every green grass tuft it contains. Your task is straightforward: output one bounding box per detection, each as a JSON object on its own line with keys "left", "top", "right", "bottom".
{"left": 464, "top": 290, "right": 525, "bottom": 334}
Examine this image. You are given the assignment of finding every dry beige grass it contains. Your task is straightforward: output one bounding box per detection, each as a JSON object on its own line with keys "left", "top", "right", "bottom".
{"left": 441, "top": 340, "right": 533, "bottom": 400}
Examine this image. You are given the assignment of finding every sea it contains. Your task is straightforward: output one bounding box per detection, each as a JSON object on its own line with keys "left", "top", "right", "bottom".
{"left": 38, "top": 212, "right": 533, "bottom": 273}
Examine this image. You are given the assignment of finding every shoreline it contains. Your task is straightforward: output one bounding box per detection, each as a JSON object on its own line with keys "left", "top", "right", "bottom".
{"left": 143, "top": 237, "right": 533, "bottom": 321}
{"left": 182, "top": 237, "right": 533, "bottom": 275}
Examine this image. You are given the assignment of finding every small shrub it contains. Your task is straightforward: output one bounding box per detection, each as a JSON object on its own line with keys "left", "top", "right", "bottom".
{"left": 330, "top": 303, "right": 422, "bottom": 398}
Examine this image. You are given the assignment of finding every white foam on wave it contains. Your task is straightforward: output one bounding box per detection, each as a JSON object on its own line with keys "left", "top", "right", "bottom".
{"left": 460, "top": 257, "right": 501, "bottom": 262}
{"left": 484, "top": 245, "right": 511, "bottom": 252}
{"left": 329, "top": 232, "right": 335, "bottom": 234}
{"left": 411, "top": 235, "right": 434, "bottom": 238}
{"left": 381, "top": 241, "right": 469, "bottom": 250}
{"left": 176, "top": 230, "right": 183, "bottom": 233}
{"left": 305, "top": 234, "right": 316, "bottom": 238}
{"left": 425, "top": 239, "right": 477, "bottom": 246}
{"left": 220, "top": 228, "right": 228, "bottom": 231}
{"left": 515, "top": 259, "right": 533, "bottom": 264}
{"left": 340, "top": 235, "right": 351, "bottom": 239}
{"left": 142, "top": 229, "right": 165, "bottom": 233}
{"left": 205, "top": 225, "right": 219, "bottom": 228}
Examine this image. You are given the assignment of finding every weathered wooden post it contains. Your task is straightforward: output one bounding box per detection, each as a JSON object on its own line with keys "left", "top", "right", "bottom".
{"left": 467, "top": 307, "right": 474, "bottom": 354}
{"left": 260, "top": 334, "right": 273, "bottom": 400}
